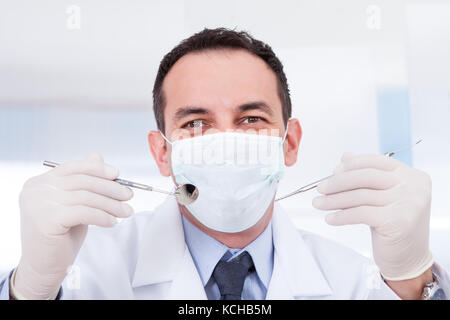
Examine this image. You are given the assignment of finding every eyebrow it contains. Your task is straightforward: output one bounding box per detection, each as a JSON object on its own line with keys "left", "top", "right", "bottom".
{"left": 237, "top": 101, "right": 274, "bottom": 116}
{"left": 173, "top": 106, "right": 210, "bottom": 122}
{"left": 173, "top": 101, "right": 274, "bottom": 123}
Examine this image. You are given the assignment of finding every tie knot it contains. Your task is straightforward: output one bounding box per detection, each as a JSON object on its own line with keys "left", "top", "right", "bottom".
{"left": 212, "top": 251, "right": 255, "bottom": 300}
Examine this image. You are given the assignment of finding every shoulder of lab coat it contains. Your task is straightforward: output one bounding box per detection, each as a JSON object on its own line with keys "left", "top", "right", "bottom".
{"left": 270, "top": 203, "right": 399, "bottom": 300}
{"left": 59, "top": 197, "right": 446, "bottom": 300}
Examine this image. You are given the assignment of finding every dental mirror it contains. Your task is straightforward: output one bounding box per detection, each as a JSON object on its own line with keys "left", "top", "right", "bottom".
{"left": 42, "top": 161, "right": 199, "bottom": 205}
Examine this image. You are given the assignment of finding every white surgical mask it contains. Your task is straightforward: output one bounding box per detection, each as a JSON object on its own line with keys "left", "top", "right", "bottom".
{"left": 161, "top": 126, "right": 288, "bottom": 233}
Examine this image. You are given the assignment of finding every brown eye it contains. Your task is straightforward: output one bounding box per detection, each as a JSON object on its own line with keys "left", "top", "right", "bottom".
{"left": 185, "top": 119, "right": 204, "bottom": 128}
{"left": 243, "top": 117, "right": 261, "bottom": 124}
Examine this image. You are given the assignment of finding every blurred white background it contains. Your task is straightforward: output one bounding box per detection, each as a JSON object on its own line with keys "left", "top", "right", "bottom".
{"left": 1, "top": 0, "right": 449, "bottom": 274}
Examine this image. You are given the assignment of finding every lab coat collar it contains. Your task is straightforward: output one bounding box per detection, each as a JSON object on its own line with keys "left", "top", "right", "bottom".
{"left": 267, "top": 202, "right": 333, "bottom": 299}
{"left": 131, "top": 196, "right": 206, "bottom": 299}
{"left": 180, "top": 214, "right": 230, "bottom": 287}
{"left": 132, "top": 197, "right": 332, "bottom": 299}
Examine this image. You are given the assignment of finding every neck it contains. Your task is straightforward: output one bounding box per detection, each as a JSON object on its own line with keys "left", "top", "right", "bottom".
{"left": 180, "top": 201, "right": 275, "bottom": 249}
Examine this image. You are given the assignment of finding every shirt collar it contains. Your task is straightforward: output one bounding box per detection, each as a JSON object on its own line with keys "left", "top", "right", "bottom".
{"left": 181, "top": 214, "right": 274, "bottom": 290}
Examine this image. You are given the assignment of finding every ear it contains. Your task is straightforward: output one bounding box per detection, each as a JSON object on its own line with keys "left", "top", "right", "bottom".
{"left": 283, "top": 118, "right": 302, "bottom": 167}
{"left": 148, "top": 131, "right": 171, "bottom": 177}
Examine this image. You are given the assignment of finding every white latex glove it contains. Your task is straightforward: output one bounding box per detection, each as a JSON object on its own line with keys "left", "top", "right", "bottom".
{"left": 312, "top": 152, "right": 434, "bottom": 281}
{"left": 12, "top": 153, "right": 134, "bottom": 299}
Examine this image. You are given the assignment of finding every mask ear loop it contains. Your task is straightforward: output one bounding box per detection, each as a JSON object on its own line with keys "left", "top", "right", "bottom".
{"left": 160, "top": 131, "right": 173, "bottom": 145}
{"left": 282, "top": 118, "right": 291, "bottom": 143}
{"left": 273, "top": 119, "right": 291, "bottom": 183}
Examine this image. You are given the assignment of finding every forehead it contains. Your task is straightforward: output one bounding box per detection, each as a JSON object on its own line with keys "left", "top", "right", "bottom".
{"left": 162, "top": 49, "right": 281, "bottom": 111}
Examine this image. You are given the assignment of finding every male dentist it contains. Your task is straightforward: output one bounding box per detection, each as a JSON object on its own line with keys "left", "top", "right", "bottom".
{"left": 1, "top": 28, "right": 448, "bottom": 300}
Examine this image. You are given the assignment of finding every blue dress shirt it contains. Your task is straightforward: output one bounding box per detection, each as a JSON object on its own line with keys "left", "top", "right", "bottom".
{"left": 0, "top": 270, "right": 12, "bottom": 300}
{"left": 181, "top": 215, "right": 274, "bottom": 300}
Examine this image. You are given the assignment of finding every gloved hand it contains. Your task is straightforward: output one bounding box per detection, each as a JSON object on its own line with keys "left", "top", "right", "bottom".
{"left": 12, "top": 153, "right": 134, "bottom": 299}
{"left": 312, "top": 152, "right": 434, "bottom": 281}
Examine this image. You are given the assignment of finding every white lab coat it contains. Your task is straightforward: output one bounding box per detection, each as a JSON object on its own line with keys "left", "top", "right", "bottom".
{"left": 61, "top": 197, "right": 450, "bottom": 300}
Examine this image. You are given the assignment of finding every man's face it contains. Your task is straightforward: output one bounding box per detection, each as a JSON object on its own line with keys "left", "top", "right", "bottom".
{"left": 148, "top": 48, "right": 302, "bottom": 177}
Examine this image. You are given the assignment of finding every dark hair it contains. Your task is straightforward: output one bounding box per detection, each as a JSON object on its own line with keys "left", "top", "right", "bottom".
{"left": 152, "top": 28, "right": 291, "bottom": 133}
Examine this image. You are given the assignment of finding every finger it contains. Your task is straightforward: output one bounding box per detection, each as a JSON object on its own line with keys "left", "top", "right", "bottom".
{"left": 57, "top": 174, "right": 133, "bottom": 201}
{"left": 61, "top": 190, "right": 134, "bottom": 218}
{"left": 341, "top": 153, "right": 402, "bottom": 172}
{"left": 325, "top": 206, "right": 382, "bottom": 227}
{"left": 58, "top": 205, "right": 118, "bottom": 228}
{"left": 52, "top": 158, "right": 119, "bottom": 180}
{"left": 317, "top": 168, "right": 397, "bottom": 195}
{"left": 312, "top": 188, "right": 393, "bottom": 210}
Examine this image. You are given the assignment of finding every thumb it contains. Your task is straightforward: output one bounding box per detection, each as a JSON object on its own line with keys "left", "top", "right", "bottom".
{"left": 333, "top": 152, "right": 357, "bottom": 174}
{"left": 85, "top": 153, "right": 104, "bottom": 163}
{"left": 341, "top": 152, "right": 357, "bottom": 162}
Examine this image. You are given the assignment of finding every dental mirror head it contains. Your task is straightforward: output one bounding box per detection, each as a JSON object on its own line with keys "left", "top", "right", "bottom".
{"left": 174, "top": 183, "right": 199, "bottom": 205}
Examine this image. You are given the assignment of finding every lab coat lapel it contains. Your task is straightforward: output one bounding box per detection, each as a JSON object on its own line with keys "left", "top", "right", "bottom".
{"left": 131, "top": 197, "right": 206, "bottom": 299}
{"left": 168, "top": 246, "right": 207, "bottom": 299}
{"left": 267, "top": 203, "right": 333, "bottom": 299}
